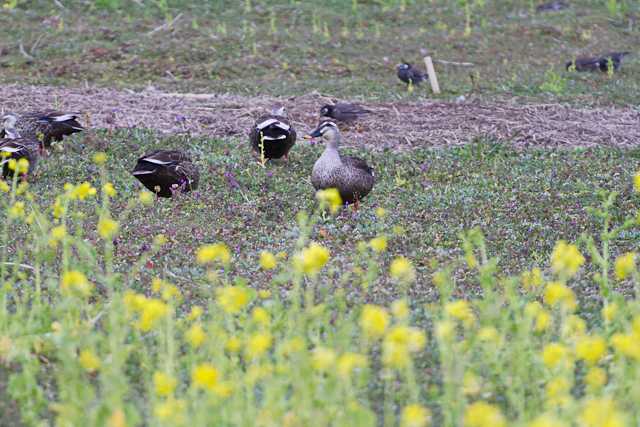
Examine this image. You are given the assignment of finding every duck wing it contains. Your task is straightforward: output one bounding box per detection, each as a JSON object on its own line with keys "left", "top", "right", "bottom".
{"left": 343, "top": 156, "right": 374, "bottom": 176}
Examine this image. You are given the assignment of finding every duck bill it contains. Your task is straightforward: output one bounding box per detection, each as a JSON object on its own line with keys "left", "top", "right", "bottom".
{"left": 305, "top": 127, "right": 323, "bottom": 139}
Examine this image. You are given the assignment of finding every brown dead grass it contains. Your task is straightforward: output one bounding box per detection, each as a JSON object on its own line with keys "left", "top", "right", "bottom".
{"left": 2, "top": 84, "right": 639, "bottom": 149}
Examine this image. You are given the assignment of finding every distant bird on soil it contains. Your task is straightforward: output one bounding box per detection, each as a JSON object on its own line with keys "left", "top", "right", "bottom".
{"left": 566, "top": 52, "right": 631, "bottom": 73}
{"left": 536, "top": 1, "right": 569, "bottom": 12}
{"left": 249, "top": 107, "right": 296, "bottom": 162}
{"left": 306, "top": 121, "right": 374, "bottom": 209}
{"left": 0, "top": 137, "right": 40, "bottom": 179}
{"left": 132, "top": 150, "right": 200, "bottom": 198}
{"left": 396, "top": 62, "right": 426, "bottom": 85}
{"left": 1, "top": 111, "right": 84, "bottom": 147}
{"left": 320, "top": 103, "right": 371, "bottom": 123}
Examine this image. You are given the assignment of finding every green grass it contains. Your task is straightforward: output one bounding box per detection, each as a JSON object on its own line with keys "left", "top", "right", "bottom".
{"left": 1, "top": 0, "right": 639, "bottom": 104}
{"left": 20, "top": 131, "right": 640, "bottom": 303}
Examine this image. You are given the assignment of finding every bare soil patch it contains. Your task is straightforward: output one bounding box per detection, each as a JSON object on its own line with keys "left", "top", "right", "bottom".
{"left": 1, "top": 84, "right": 639, "bottom": 149}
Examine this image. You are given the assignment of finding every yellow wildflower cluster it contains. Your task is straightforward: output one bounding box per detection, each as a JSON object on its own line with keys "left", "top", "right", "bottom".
{"left": 153, "top": 372, "right": 177, "bottom": 397}
{"left": 97, "top": 217, "right": 119, "bottom": 239}
{"left": 464, "top": 401, "right": 506, "bottom": 427}
{"left": 360, "top": 305, "right": 390, "bottom": 339}
{"left": 123, "top": 291, "right": 170, "bottom": 332}
{"left": 544, "top": 281, "right": 576, "bottom": 311}
{"left": 382, "top": 325, "right": 426, "bottom": 369}
{"left": 259, "top": 251, "right": 277, "bottom": 270}
{"left": 60, "top": 270, "right": 92, "bottom": 297}
{"left": 293, "top": 242, "right": 330, "bottom": 276}
{"left": 197, "top": 243, "right": 231, "bottom": 265}
{"left": 336, "top": 352, "right": 367, "bottom": 378}
{"left": 401, "top": 404, "right": 431, "bottom": 427}
{"left": 216, "top": 286, "right": 251, "bottom": 314}
{"left": 444, "top": 300, "right": 475, "bottom": 327}
{"left": 315, "top": 188, "right": 342, "bottom": 213}
{"left": 7, "top": 158, "right": 29, "bottom": 174}
{"left": 245, "top": 332, "right": 273, "bottom": 359}
{"left": 369, "top": 235, "right": 388, "bottom": 253}
{"left": 390, "top": 256, "right": 416, "bottom": 282}
{"left": 614, "top": 252, "right": 636, "bottom": 280}
{"left": 550, "top": 240, "right": 584, "bottom": 277}
{"left": 68, "top": 182, "right": 97, "bottom": 200}
{"left": 78, "top": 349, "right": 101, "bottom": 373}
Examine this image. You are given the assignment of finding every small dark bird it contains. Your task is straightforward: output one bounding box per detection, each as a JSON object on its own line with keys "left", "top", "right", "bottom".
{"left": 396, "top": 62, "right": 426, "bottom": 85}
{"left": 249, "top": 107, "right": 296, "bottom": 161}
{"left": 319, "top": 103, "right": 371, "bottom": 123}
{"left": 306, "top": 121, "right": 375, "bottom": 208}
{"left": 0, "top": 137, "right": 40, "bottom": 179}
{"left": 132, "top": 150, "right": 200, "bottom": 198}
{"left": 2, "top": 111, "right": 84, "bottom": 147}
{"left": 536, "top": 1, "right": 569, "bottom": 12}
{"left": 566, "top": 52, "right": 631, "bottom": 73}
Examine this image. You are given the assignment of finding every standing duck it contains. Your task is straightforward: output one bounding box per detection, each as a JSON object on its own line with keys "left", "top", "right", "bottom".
{"left": 566, "top": 52, "right": 631, "bottom": 72}
{"left": 249, "top": 107, "right": 296, "bottom": 162}
{"left": 306, "top": 121, "right": 374, "bottom": 209}
{"left": 320, "top": 103, "right": 371, "bottom": 123}
{"left": 396, "top": 62, "right": 426, "bottom": 85}
{"left": 1, "top": 111, "right": 84, "bottom": 147}
{"left": 132, "top": 150, "right": 200, "bottom": 198}
{"left": 0, "top": 136, "right": 40, "bottom": 179}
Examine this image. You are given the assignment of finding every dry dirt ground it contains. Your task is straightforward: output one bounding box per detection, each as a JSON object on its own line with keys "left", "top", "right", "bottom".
{"left": 1, "top": 84, "right": 639, "bottom": 149}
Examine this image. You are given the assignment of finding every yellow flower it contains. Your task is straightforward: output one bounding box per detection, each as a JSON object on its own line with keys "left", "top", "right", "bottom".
{"left": 575, "top": 335, "right": 607, "bottom": 365}
{"left": 0, "top": 181, "right": 10, "bottom": 193}
{"left": 78, "top": 349, "right": 100, "bottom": 373}
{"left": 61, "top": 270, "right": 92, "bottom": 297}
{"left": 386, "top": 326, "right": 427, "bottom": 352}
{"left": 464, "top": 401, "right": 506, "bottom": 427}
{"left": 93, "top": 152, "right": 107, "bottom": 165}
{"left": 634, "top": 171, "right": 640, "bottom": 192}
{"left": 602, "top": 302, "right": 618, "bottom": 323}
{"left": 337, "top": 352, "right": 367, "bottom": 377}
{"left": 258, "top": 289, "right": 271, "bottom": 299}
{"left": 477, "top": 327, "right": 499, "bottom": 343}
{"left": 534, "top": 310, "right": 552, "bottom": 333}
{"left": 185, "top": 323, "right": 206, "bottom": 348}
{"left": 400, "top": 404, "right": 431, "bottom": 427}
{"left": 252, "top": 307, "right": 271, "bottom": 327}
{"left": 315, "top": 188, "right": 342, "bottom": 213}
{"left": 445, "top": 300, "right": 475, "bottom": 326}
{"left": 580, "top": 398, "right": 626, "bottom": 427}
{"left": 434, "top": 320, "right": 455, "bottom": 342}
{"left": 191, "top": 363, "right": 219, "bottom": 391}
{"left": 584, "top": 367, "right": 607, "bottom": 391}
{"left": 245, "top": 332, "right": 273, "bottom": 359}
{"left": 369, "top": 236, "right": 388, "bottom": 253}
{"left": 225, "top": 336, "right": 242, "bottom": 353}
{"left": 311, "top": 347, "right": 337, "bottom": 371}
{"left": 544, "top": 281, "right": 576, "bottom": 311}
{"left": 186, "top": 306, "right": 203, "bottom": 321}
{"left": 390, "top": 256, "right": 416, "bottom": 282}
{"left": 521, "top": 267, "right": 543, "bottom": 290}
{"left": 293, "top": 242, "right": 330, "bottom": 276}
{"left": 528, "top": 414, "right": 568, "bottom": 427}
{"left": 259, "top": 251, "right": 277, "bottom": 270}
{"left": 8, "top": 158, "right": 29, "bottom": 174}
{"left": 375, "top": 207, "right": 386, "bottom": 218}
{"left": 611, "top": 333, "right": 640, "bottom": 360}
{"left": 545, "top": 377, "right": 571, "bottom": 407}
{"left": 52, "top": 197, "right": 65, "bottom": 218}
{"left": 391, "top": 299, "right": 409, "bottom": 320}
{"left": 550, "top": 240, "right": 584, "bottom": 277}
{"left": 542, "top": 343, "right": 569, "bottom": 369}
{"left": 107, "top": 408, "right": 127, "bottom": 427}
{"left": 137, "top": 299, "right": 169, "bottom": 332}
{"left": 463, "top": 372, "right": 482, "bottom": 397}
{"left": 51, "top": 225, "right": 67, "bottom": 240}
{"left": 70, "top": 182, "right": 97, "bottom": 200}
{"left": 97, "top": 217, "right": 119, "bottom": 239}
{"left": 211, "top": 381, "right": 233, "bottom": 399}
{"left": 153, "top": 372, "right": 177, "bottom": 397}
{"left": 197, "top": 243, "right": 231, "bottom": 265}
{"left": 8, "top": 201, "right": 25, "bottom": 219}
{"left": 102, "top": 182, "right": 117, "bottom": 197}
{"left": 360, "top": 305, "right": 390, "bottom": 339}
{"left": 633, "top": 316, "right": 640, "bottom": 336}
{"left": 139, "top": 190, "right": 154, "bottom": 205}
{"left": 216, "top": 286, "right": 250, "bottom": 314}
{"left": 153, "top": 398, "right": 186, "bottom": 424}
{"left": 614, "top": 252, "right": 636, "bottom": 280}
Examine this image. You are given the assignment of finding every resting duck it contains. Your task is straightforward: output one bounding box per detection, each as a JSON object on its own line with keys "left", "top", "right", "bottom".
{"left": 396, "top": 62, "right": 426, "bottom": 85}
{"left": 1, "top": 111, "right": 84, "bottom": 147}
{"left": 566, "top": 52, "right": 631, "bottom": 72}
{"left": 307, "top": 121, "right": 374, "bottom": 208}
{"left": 249, "top": 107, "right": 296, "bottom": 161}
{"left": 132, "top": 150, "right": 200, "bottom": 198}
{"left": 0, "top": 136, "right": 40, "bottom": 179}
{"left": 320, "top": 103, "right": 371, "bottom": 123}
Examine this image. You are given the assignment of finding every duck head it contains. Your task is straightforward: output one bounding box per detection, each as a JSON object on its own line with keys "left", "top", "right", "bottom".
{"left": 319, "top": 105, "right": 334, "bottom": 118}
{"left": 2, "top": 113, "right": 19, "bottom": 139}
{"left": 396, "top": 62, "right": 411, "bottom": 71}
{"left": 305, "top": 121, "right": 340, "bottom": 148}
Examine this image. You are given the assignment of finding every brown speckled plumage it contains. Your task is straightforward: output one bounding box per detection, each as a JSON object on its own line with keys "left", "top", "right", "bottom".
{"left": 2, "top": 110, "right": 84, "bottom": 147}
{"left": 309, "top": 121, "right": 374, "bottom": 204}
